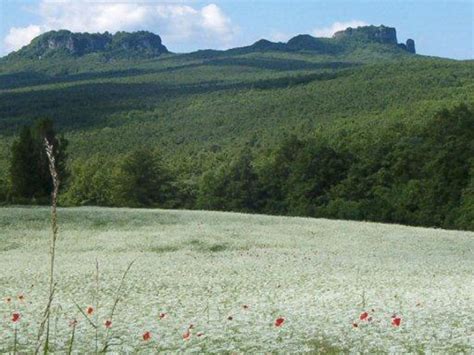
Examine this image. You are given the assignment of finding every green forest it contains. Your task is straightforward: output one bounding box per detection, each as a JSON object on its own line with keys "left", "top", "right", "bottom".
{"left": 1, "top": 33, "right": 473, "bottom": 230}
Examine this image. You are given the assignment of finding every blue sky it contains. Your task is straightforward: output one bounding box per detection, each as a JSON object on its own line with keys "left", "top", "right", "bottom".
{"left": 0, "top": 0, "right": 472, "bottom": 59}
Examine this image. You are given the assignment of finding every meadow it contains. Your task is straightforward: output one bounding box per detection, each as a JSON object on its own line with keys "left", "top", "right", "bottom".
{"left": 1, "top": 206, "right": 473, "bottom": 352}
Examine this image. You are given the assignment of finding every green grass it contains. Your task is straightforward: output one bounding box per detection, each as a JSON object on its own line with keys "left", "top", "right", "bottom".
{"left": 0, "top": 206, "right": 473, "bottom": 352}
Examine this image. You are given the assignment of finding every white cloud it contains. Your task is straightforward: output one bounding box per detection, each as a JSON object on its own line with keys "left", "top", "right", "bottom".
{"left": 201, "top": 4, "right": 233, "bottom": 39}
{"left": 3, "top": 1, "right": 237, "bottom": 54}
{"left": 4, "top": 25, "right": 43, "bottom": 52}
{"left": 312, "top": 20, "right": 368, "bottom": 38}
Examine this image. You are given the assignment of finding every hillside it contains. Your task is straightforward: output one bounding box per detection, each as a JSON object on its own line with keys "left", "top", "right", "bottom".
{"left": 0, "top": 26, "right": 471, "bottom": 161}
{"left": 1, "top": 206, "right": 473, "bottom": 352}
{"left": 0, "top": 25, "right": 473, "bottom": 229}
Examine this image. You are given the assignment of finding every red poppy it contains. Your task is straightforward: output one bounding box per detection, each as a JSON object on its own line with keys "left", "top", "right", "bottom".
{"left": 352, "top": 322, "right": 358, "bottom": 328}
{"left": 86, "top": 306, "right": 94, "bottom": 315}
{"left": 11, "top": 313, "right": 20, "bottom": 323}
{"left": 104, "top": 320, "right": 112, "bottom": 328}
{"left": 275, "top": 317, "right": 285, "bottom": 327}
{"left": 159, "top": 313, "right": 167, "bottom": 319}
{"left": 359, "top": 312, "right": 369, "bottom": 321}
{"left": 142, "top": 331, "right": 151, "bottom": 341}
{"left": 183, "top": 330, "right": 191, "bottom": 341}
{"left": 392, "top": 317, "right": 401, "bottom": 327}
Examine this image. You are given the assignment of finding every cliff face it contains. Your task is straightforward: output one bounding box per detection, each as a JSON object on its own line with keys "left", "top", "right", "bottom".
{"left": 232, "top": 25, "right": 416, "bottom": 56}
{"left": 406, "top": 39, "right": 416, "bottom": 54}
{"left": 10, "top": 25, "right": 416, "bottom": 61}
{"left": 333, "top": 25, "right": 398, "bottom": 45}
{"left": 11, "top": 30, "right": 169, "bottom": 59}
{"left": 333, "top": 25, "right": 415, "bottom": 53}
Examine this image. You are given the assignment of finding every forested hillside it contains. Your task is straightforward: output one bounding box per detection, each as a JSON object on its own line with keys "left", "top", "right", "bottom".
{"left": 0, "top": 27, "right": 473, "bottom": 229}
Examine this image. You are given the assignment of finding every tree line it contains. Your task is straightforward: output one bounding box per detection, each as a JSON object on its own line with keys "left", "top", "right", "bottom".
{"left": 2, "top": 105, "right": 473, "bottom": 230}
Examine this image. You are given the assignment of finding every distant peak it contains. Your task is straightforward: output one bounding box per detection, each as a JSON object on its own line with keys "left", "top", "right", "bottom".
{"left": 10, "top": 30, "right": 169, "bottom": 59}
{"left": 332, "top": 25, "right": 415, "bottom": 53}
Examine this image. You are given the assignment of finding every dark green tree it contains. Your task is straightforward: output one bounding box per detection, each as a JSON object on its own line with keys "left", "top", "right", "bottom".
{"left": 10, "top": 126, "right": 41, "bottom": 200}
{"left": 456, "top": 166, "right": 474, "bottom": 230}
{"left": 112, "top": 149, "right": 174, "bottom": 207}
{"left": 0, "top": 177, "right": 7, "bottom": 203}
{"left": 198, "top": 149, "right": 260, "bottom": 212}
{"left": 285, "top": 141, "right": 352, "bottom": 216}
{"left": 33, "top": 119, "right": 69, "bottom": 197}
{"left": 9, "top": 119, "right": 68, "bottom": 202}
{"left": 62, "top": 155, "right": 115, "bottom": 206}
{"left": 259, "top": 135, "right": 304, "bottom": 214}
{"left": 259, "top": 136, "right": 352, "bottom": 216}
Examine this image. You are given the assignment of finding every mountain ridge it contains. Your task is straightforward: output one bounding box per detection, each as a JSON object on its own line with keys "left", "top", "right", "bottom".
{"left": 5, "top": 24, "right": 416, "bottom": 61}
{"left": 0, "top": 23, "right": 471, "bottom": 230}
{"left": 7, "top": 30, "right": 169, "bottom": 59}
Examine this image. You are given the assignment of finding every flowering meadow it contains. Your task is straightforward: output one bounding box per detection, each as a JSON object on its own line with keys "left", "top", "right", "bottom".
{"left": 0, "top": 207, "right": 473, "bottom": 353}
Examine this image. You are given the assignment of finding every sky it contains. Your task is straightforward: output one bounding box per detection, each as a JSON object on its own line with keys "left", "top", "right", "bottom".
{"left": 0, "top": 0, "right": 472, "bottom": 59}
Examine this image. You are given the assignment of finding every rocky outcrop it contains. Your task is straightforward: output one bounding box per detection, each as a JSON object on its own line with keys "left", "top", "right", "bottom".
{"left": 11, "top": 30, "right": 169, "bottom": 59}
{"left": 109, "top": 31, "right": 168, "bottom": 54}
{"left": 11, "top": 25, "right": 416, "bottom": 60}
{"left": 333, "top": 25, "right": 398, "bottom": 45}
{"left": 406, "top": 39, "right": 416, "bottom": 54}
{"left": 333, "top": 25, "right": 415, "bottom": 54}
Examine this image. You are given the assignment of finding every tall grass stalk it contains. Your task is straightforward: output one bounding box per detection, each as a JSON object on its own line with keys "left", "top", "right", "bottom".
{"left": 94, "top": 259, "right": 100, "bottom": 354}
{"left": 67, "top": 320, "right": 76, "bottom": 355}
{"left": 13, "top": 325, "right": 17, "bottom": 354}
{"left": 34, "top": 286, "right": 57, "bottom": 354}
{"left": 35, "top": 138, "right": 60, "bottom": 354}
{"left": 101, "top": 260, "right": 135, "bottom": 353}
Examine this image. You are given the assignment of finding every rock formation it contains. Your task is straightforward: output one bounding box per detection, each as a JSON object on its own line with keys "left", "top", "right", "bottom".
{"left": 333, "top": 25, "right": 398, "bottom": 45}
{"left": 333, "top": 25, "right": 415, "bottom": 53}
{"left": 406, "top": 39, "right": 416, "bottom": 54}
{"left": 11, "top": 30, "right": 169, "bottom": 59}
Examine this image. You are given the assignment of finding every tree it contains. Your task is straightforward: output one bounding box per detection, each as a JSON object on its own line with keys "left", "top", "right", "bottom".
{"left": 258, "top": 135, "right": 304, "bottom": 214}
{"left": 0, "top": 176, "right": 9, "bottom": 203}
{"left": 33, "top": 119, "right": 68, "bottom": 197}
{"left": 285, "top": 141, "right": 352, "bottom": 216}
{"left": 456, "top": 165, "right": 474, "bottom": 230}
{"left": 10, "top": 126, "right": 41, "bottom": 200}
{"left": 259, "top": 136, "right": 352, "bottom": 216}
{"left": 62, "top": 155, "right": 115, "bottom": 206}
{"left": 9, "top": 119, "right": 68, "bottom": 202}
{"left": 198, "top": 149, "right": 260, "bottom": 212}
{"left": 111, "top": 149, "right": 174, "bottom": 207}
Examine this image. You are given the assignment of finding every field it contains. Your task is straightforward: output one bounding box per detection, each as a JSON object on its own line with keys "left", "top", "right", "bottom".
{"left": 1, "top": 206, "right": 473, "bottom": 352}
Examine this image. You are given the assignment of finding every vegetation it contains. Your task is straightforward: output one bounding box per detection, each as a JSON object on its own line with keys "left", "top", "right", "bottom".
{"left": 1, "top": 206, "right": 473, "bottom": 352}
{"left": 8, "top": 119, "right": 67, "bottom": 204}
{"left": 3, "top": 105, "right": 471, "bottom": 230}
{"left": 6, "top": 30, "right": 168, "bottom": 60}
{"left": 0, "top": 32, "right": 472, "bottom": 230}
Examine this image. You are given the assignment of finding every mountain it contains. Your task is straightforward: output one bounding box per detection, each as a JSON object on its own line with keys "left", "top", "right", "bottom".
{"left": 0, "top": 24, "right": 468, "bottom": 155}
{"left": 0, "top": 25, "right": 472, "bottom": 229}
{"left": 5, "top": 25, "right": 414, "bottom": 62}
{"left": 6, "top": 30, "right": 169, "bottom": 59}
{"left": 185, "top": 25, "right": 415, "bottom": 58}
